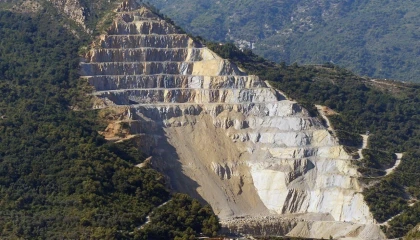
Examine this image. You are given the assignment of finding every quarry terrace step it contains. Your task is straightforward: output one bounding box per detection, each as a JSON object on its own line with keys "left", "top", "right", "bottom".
{"left": 86, "top": 49, "right": 207, "bottom": 62}
{"left": 80, "top": 62, "right": 194, "bottom": 75}
{"left": 116, "top": 10, "right": 162, "bottom": 14}
{"left": 91, "top": 87, "right": 272, "bottom": 94}
{"left": 84, "top": 76, "right": 263, "bottom": 91}
{"left": 126, "top": 117, "right": 324, "bottom": 131}
{"left": 113, "top": 101, "right": 303, "bottom": 107}
{"left": 133, "top": 124, "right": 324, "bottom": 133}
{"left": 223, "top": 128, "right": 326, "bottom": 134}
{"left": 96, "top": 102, "right": 309, "bottom": 118}
{"left": 99, "top": 35, "right": 191, "bottom": 48}
{"left": 105, "top": 34, "right": 188, "bottom": 36}
{"left": 256, "top": 156, "right": 358, "bottom": 162}
{"left": 108, "top": 22, "right": 181, "bottom": 35}
{"left": 117, "top": 16, "right": 162, "bottom": 22}
{"left": 95, "top": 88, "right": 279, "bottom": 104}
{"left": 81, "top": 74, "right": 255, "bottom": 78}
{"left": 114, "top": 18, "right": 169, "bottom": 23}
{"left": 100, "top": 101, "right": 297, "bottom": 107}
{"left": 115, "top": 19, "right": 167, "bottom": 24}
{"left": 90, "top": 47, "right": 202, "bottom": 50}
{"left": 82, "top": 61, "right": 205, "bottom": 64}
{"left": 80, "top": 62, "right": 245, "bottom": 76}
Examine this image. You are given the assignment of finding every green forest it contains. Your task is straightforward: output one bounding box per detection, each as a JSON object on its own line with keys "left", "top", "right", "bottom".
{"left": 0, "top": 9, "right": 219, "bottom": 239}
{"left": 148, "top": 0, "right": 420, "bottom": 82}
{"left": 207, "top": 42, "right": 420, "bottom": 238}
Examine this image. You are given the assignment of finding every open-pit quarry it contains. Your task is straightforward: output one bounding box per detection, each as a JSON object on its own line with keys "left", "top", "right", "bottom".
{"left": 80, "top": 1, "right": 386, "bottom": 239}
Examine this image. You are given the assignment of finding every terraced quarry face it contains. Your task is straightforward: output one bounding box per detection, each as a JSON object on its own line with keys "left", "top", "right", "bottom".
{"left": 81, "top": 1, "right": 385, "bottom": 239}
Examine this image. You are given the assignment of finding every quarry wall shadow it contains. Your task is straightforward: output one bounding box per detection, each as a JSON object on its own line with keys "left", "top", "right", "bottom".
{"left": 150, "top": 125, "right": 207, "bottom": 204}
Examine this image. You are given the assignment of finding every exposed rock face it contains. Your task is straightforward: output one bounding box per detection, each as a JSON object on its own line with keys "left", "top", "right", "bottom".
{"left": 80, "top": 1, "right": 385, "bottom": 239}
{"left": 47, "top": 0, "right": 87, "bottom": 29}
{"left": 221, "top": 215, "right": 385, "bottom": 240}
{"left": 9, "top": 0, "right": 43, "bottom": 13}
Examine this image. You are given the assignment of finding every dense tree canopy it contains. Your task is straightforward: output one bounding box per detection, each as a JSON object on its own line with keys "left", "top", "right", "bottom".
{"left": 0, "top": 9, "right": 219, "bottom": 239}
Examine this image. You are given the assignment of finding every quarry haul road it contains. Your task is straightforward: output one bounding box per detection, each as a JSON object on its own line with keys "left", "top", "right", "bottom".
{"left": 137, "top": 200, "right": 171, "bottom": 230}
{"left": 385, "top": 153, "right": 403, "bottom": 176}
{"left": 358, "top": 134, "right": 369, "bottom": 160}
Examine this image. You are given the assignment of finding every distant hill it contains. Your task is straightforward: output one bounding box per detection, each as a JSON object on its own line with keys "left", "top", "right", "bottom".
{"left": 147, "top": 0, "right": 420, "bottom": 82}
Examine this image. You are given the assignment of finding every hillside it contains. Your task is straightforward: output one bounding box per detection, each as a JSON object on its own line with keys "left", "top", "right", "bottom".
{"left": 0, "top": 0, "right": 419, "bottom": 239}
{"left": 146, "top": 0, "right": 420, "bottom": 82}
{"left": 0, "top": 2, "right": 219, "bottom": 239}
{"left": 80, "top": 0, "right": 420, "bottom": 239}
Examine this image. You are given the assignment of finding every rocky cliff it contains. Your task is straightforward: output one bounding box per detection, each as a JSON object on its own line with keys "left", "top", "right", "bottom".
{"left": 80, "top": 1, "right": 385, "bottom": 239}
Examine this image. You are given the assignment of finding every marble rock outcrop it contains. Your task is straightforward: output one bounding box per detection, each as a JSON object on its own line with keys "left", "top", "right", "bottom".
{"left": 80, "top": 1, "right": 384, "bottom": 239}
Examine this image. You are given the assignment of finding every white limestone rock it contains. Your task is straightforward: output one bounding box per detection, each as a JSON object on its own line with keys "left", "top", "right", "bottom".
{"left": 80, "top": 2, "right": 380, "bottom": 239}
